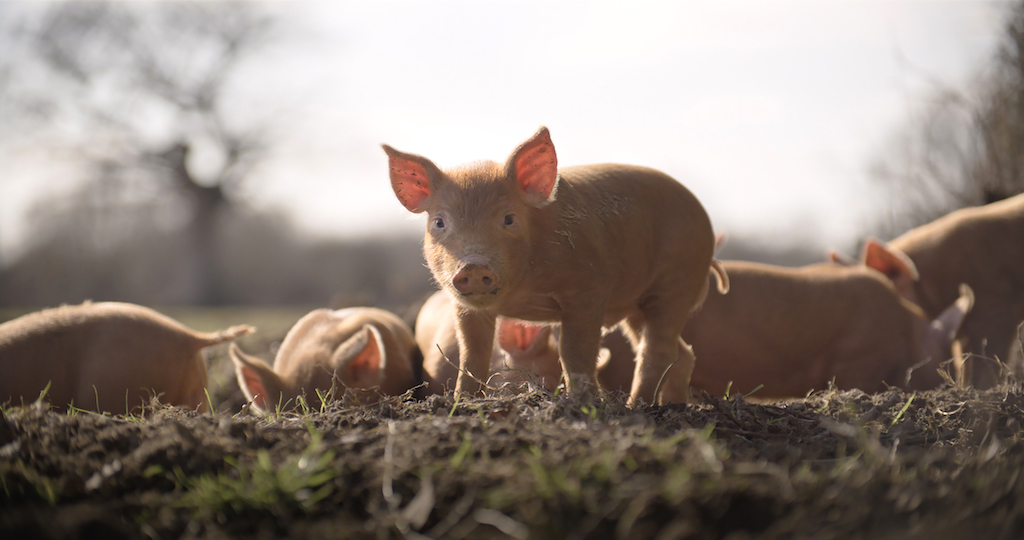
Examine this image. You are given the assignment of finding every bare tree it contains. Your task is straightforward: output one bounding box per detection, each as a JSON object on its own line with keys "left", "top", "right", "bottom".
{"left": 1, "top": 1, "right": 277, "bottom": 304}
{"left": 870, "top": 1, "right": 1024, "bottom": 235}
{"left": 975, "top": 0, "right": 1024, "bottom": 203}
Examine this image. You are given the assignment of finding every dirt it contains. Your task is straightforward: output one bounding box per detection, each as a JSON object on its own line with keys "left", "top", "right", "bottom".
{"left": 3, "top": 380, "right": 1024, "bottom": 540}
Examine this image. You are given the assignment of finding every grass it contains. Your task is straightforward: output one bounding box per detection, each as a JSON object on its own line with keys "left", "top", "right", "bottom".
{"left": 0, "top": 461, "right": 62, "bottom": 506}
{"left": 174, "top": 423, "right": 339, "bottom": 518}
{"left": 3, "top": 306, "right": 1023, "bottom": 537}
{"left": 890, "top": 394, "right": 915, "bottom": 427}
{"left": 4, "top": 383, "right": 1024, "bottom": 538}
{"left": 449, "top": 431, "right": 475, "bottom": 470}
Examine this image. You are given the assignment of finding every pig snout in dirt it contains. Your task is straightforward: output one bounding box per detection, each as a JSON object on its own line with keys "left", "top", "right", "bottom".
{"left": 681, "top": 261, "right": 973, "bottom": 399}
{"left": 386, "top": 126, "right": 718, "bottom": 406}
{"left": 416, "top": 290, "right": 562, "bottom": 394}
{"left": 0, "top": 301, "right": 253, "bottom": 415}
{"left": 230, "top": 307, "right": 418, "bottom": 413}
{"left": 832, "top": 193, "right": 1023, "bottom": 389}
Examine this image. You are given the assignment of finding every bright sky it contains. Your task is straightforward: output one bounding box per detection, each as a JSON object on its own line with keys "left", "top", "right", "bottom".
{"left": 0, "top": 0, "right": 1010, "bottom": 261}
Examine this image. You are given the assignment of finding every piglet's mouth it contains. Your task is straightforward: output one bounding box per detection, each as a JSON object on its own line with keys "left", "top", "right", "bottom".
{"left": 454, "top": 287, "right": 502, "bottom": 306}
{"left": 458, "top": 287, "right": 501, "bottom": 298}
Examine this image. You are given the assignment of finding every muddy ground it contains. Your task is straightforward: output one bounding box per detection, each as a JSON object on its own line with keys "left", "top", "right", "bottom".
{"left": 3, "top": 378, "right": 1024, "bottom": 540}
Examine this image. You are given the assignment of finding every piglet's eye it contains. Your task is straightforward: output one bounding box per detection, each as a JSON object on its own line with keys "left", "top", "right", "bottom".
{"left": 433, "top": 217, "right": 445, "bottom": 229}
{"left": 504, "top": 214, "right": 515, "bottom": 226}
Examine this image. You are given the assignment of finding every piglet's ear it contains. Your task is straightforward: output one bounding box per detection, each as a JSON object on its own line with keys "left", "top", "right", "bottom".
{"left": 509, "top": 126, "right": 559, "bottom": 206}
{"left": 383, "top": 144, "right": 439, "bottom": 213}
{"left": 229, "top": 343, "right": 286, "bottom": 413}
{"left": 334, "top": 325, "right": 385, "bottom": 389}
{"left": 862, "top": 238, "right": 919, "bottom": 282}
{"left": 497, "top": 320, "right": 547, "bottom": 353}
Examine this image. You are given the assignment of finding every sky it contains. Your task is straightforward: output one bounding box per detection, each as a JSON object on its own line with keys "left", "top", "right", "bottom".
{"left": 0, "top": 0, "right": 1011, "bottom": 262}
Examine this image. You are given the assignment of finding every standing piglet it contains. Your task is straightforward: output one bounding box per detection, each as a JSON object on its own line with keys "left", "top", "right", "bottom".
{"left": 416, "top": 290, "right": 562, "bottom": 394}
{"left": 838, "top": 193, "right": 1023, "bottom": 388}
{"left": 681, "top": 261, "right": 974, "bottom": 398}
{"left": 230, "top": 307, "right": 418, "bottom": 412}
{"left": 0, "top": 302, "right": 253, "bottom": 414}
{"left": 385, "top": 126, "right": 720, "bottom": 405}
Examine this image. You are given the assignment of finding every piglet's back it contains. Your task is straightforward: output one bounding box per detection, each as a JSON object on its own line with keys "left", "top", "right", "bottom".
{"left": 0, "top": 302, "right": 252, "bottom": 413}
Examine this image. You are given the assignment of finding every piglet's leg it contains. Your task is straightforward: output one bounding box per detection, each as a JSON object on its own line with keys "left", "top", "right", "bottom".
{"left": 454, "top": 307, "right": 497, "bottom": 396}
{"left": 659, "top": 338, "right": 696, "bottom": 404}
{"left": 557, "top": 307, "right": 605, "bottom": 400}
{"left": 628, "top": 298, "right": 695, "bottom": 406}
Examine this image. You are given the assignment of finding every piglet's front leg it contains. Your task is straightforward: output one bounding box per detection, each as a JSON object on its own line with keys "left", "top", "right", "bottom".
{"left": 453, "top": 306, "right": 497, "bottom": 396}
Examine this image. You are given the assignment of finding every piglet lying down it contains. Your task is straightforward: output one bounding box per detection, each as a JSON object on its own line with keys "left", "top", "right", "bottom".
{"left": 683, "top": 261, "right": 974, "bottom": 398}
{"left": 833, "top": 193, "right": 1024, "bottom": 389}
{"left": 597, "top": 261, "right": 974, "bottom": 398}
{"left": 230, "top": 307, "right": 419, "bottom": 412}
{"left": 0, "top": 301, "right": 253, "bottom": 414}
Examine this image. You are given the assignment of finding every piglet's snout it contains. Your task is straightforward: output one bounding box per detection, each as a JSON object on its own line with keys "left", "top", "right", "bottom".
{"left": 453, "top": 262, "right": 500, "bottom": 295}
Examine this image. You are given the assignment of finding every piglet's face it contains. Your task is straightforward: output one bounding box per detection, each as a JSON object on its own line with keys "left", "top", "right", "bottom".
{"left": 385, "top": 127, "right": 559, "bottom": 309}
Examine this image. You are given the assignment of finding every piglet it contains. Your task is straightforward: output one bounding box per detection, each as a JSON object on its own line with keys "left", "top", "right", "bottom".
{"left": 679, "top": 261, "right": 973, "bottom": 398}
{"left": 834, "top": 194, "right": 1023, "bottom": 388}
{"left": 0, "top": 301, "right": 253, "bottom": 414}
{"left": 385, "top": 127, "right": 721, "bottom": 405}
{"left": 230, "top": 307, "right": 418, "bottom": 412}
{"left": 416, "top": 290, "right": 562, "bottom": 394}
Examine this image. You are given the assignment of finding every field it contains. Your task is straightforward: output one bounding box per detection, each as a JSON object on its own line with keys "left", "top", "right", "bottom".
{"left": 2, "top": 309, "right": 1024, "bottom": 539}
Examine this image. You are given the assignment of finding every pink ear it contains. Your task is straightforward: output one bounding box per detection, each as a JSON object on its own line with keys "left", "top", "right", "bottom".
{"left": 337, "top": 326, "right": 384, "bottom": 389}
{"left": 239, "top": 364, "right": 271, "bottom": 410}
{"left": 862, "top": 239, "right": 919, "bottom": 281}
{"left": 229, "top": 343, "right": 282, "bottom": 412}
{"left": 383, "top": 144, "right": 434, "bottom": 213}
{"left": 510, "top": 127, "right": 558, "bottom": 205}
{"left": 497, "top": 319, "right": 544, "bottom": 352}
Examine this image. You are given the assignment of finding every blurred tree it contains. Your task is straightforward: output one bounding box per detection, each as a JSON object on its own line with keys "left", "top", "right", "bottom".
{"left": 0, "top": 2, "right": 439, "bottom": 309}
{"left": 0, "top": 1, "right": 275, "bottom": 304}
{"left": 977, "top": 0, "right": 1024, "bottom": 202}
{"left": 870, "top": 0, "right": 1024, "bottom": 235}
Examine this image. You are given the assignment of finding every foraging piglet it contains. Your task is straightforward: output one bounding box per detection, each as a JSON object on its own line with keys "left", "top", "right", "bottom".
{"left": 834, "top": 193, "right": 1023, "bottom": 388}
{"left": 0, "top": 302, "right": 253, "bottom": 414}
{"left": 416, "top": 290, "right": 563, "bottom": 394}
{"left": 385, "top": 127, "right": 721, "bottom": 405}
{"left": 678, "top": 261, "right": 973, "bottom": 398}
{"left": 230, "top": 307, "right": 418, "bottom": 412}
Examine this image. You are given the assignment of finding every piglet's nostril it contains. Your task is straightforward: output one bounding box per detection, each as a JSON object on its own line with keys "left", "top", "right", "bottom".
{"left": 453, "top": 264, "right": 500, "bottom": 295}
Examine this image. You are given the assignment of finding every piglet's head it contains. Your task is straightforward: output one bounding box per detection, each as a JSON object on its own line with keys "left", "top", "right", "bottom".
{"left": 383, "top": 127, "right": 560, "bottom": 308}
{"left": 830, "top": 239, "right": 921, "bottom": 306}
{"left": 230, "top": 324, "right": 388, "bottom": 412}
{"left": 496, "top": 320, "right": 563, "bottom": 391}
{"left": 861, "top": 239, "right": 921, "bottom": 305}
